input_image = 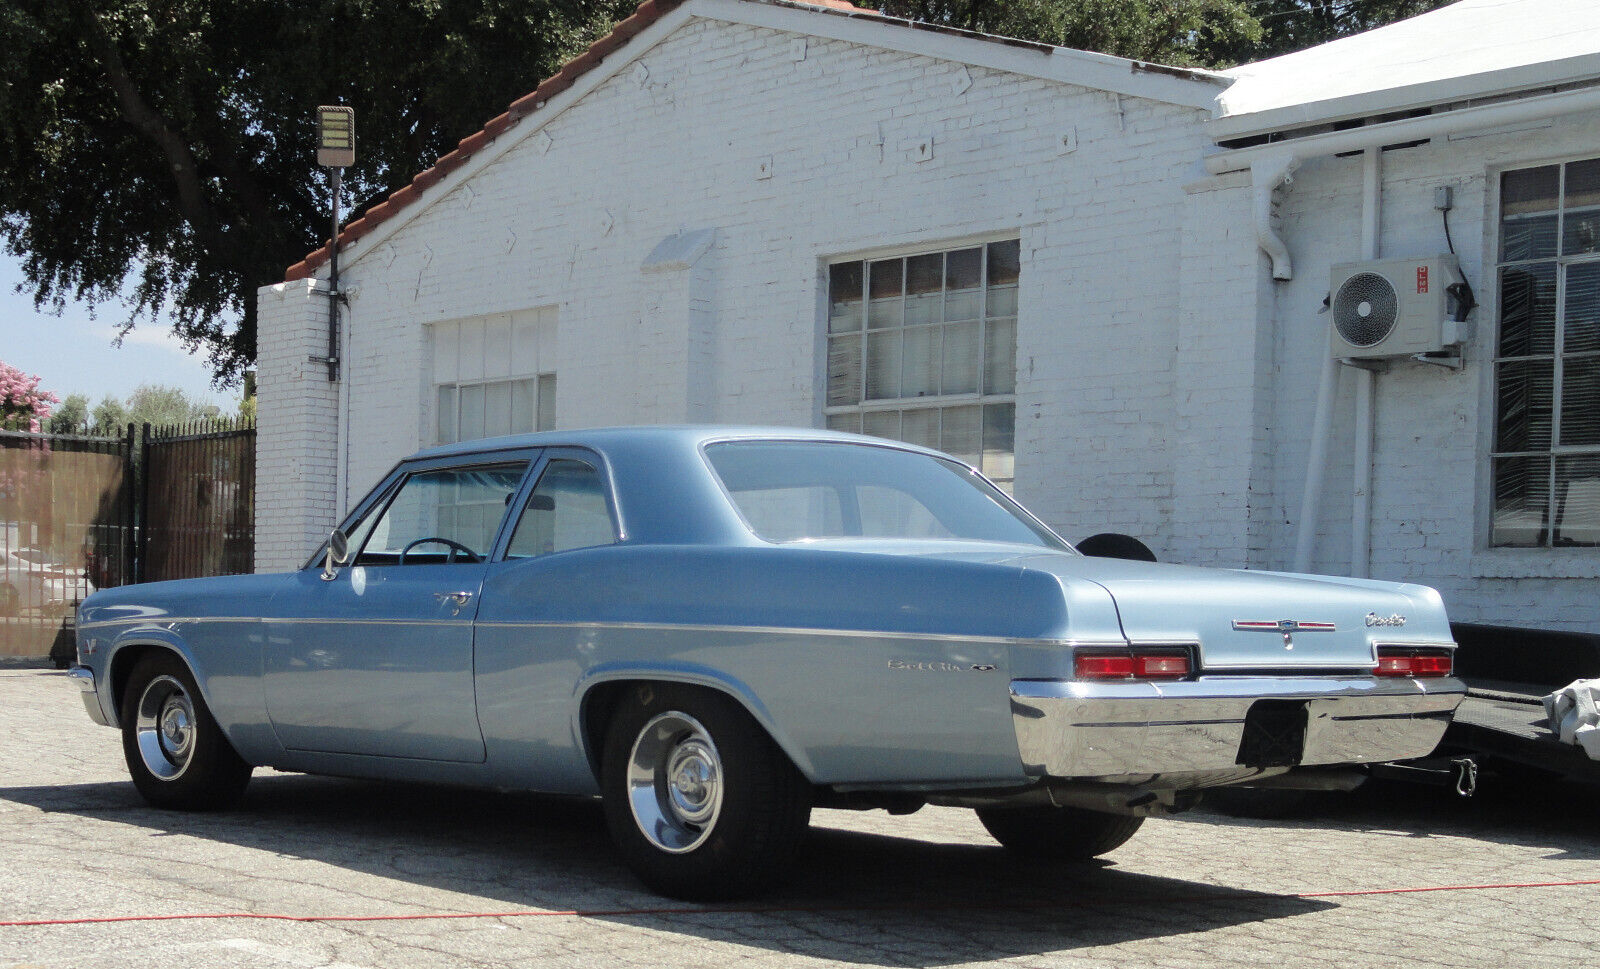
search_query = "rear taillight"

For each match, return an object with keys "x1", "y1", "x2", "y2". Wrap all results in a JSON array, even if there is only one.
[
  {"x1": 1374, "y1": 646, "x2": 1453, "y2": 678},
  {"x1": 1075, "y1": 648, "x2": 1192, "y2": 681}
]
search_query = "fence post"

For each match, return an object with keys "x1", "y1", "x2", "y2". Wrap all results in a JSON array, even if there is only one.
[
  {"x1": 122, "y1": 422, "x2": 136, "y2": 586},
  {"x1": 137, "y1": 423, "x2": 151, "y2": 584}
]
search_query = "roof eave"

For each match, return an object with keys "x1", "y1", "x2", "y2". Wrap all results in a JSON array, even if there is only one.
[{"x1": 1212, "y1": 51, "x2": 1600, "y2": 142}]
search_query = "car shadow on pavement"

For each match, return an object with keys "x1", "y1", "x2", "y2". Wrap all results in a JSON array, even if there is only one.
[
  {"x1": 3, "y1": 772, "x2": 1330, "y2": 964},
  {"x1": 1187, "y1": 771, "x2": 1600, "y2": 861}
]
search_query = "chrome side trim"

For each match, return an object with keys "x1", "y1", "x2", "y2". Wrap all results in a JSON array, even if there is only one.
[
  {"x1": 80, "y1": 616, "x2": 476, "y2": 631},
  {"x1": 81, "y1": 616, "x2": 1110, "y2": 647},
  {"x1": 475, "y1": 619, "x2": 1098, "y2": 648},
  {"x1": 1010, "y1": 675, "x2": 1465, "y2": 784}
]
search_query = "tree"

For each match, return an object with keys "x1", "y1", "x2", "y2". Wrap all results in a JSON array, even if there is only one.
[
  {"x1": 0, "y1": 360, "x2": 57, "y2": 432},
  {"x1": 46, "y1": 392, "x2": 88, "y2": 433},
  {"x1": 123, "y1": 384, "x2": 213, "y2": 426},
  {"x1": 876, "y1": 0, "x2": 1262, "y2": 67},
  {"x1": 1, "y1": 0, "x2": 1452, "y2": 394},
  {"x1": 91, "y1": 395, "x2": 126, "y2": 433},
  {"x1": 1202, "y1": 0, "x2": 1455, "y2": 64},
  {"x1": 0, "y1": 0, "x2": 636, "y2": 386}
]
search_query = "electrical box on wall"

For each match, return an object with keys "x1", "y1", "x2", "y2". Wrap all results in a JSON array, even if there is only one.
[{"x1": 1329, "y1": 255, "x2": 1472, "y2": 360}]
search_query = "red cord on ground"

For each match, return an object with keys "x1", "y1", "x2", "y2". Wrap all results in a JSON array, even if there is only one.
[{"x1": 3, "y1": 878, "x2": 1599, "y2": 928}]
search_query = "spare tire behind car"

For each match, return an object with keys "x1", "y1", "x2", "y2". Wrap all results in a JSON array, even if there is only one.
[{"x1": 1075, "y1": 533, "x2": 1157, "y2": 562}]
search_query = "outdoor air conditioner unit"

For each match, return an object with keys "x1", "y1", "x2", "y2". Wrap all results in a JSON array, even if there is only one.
[{"x1": 1329, "y1": 255, "x2": 1472, "y2": 360}]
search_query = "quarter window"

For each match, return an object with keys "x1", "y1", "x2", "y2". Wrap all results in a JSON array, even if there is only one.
[
  {"x1": 824, "y1": 240, "x2": 1019, "y2": 489},
  {"x1": 1492, "y1": 160, "x2": 1600, "y2": 547},
  {"x1": 506, "y1": 459, "x2": 617, "y2": 557}
]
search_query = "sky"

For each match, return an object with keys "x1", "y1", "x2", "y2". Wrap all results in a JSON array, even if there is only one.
[{"x1": 0, "y1": 254, "x2": 238, "y2": 413}]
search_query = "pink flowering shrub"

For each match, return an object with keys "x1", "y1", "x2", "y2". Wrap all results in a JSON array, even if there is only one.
[{"x1": 0, "y1": 361, "x2": 58, "y2": 433}]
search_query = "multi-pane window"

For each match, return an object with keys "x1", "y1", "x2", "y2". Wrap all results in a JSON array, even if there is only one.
[
  {"x1": 431, "y1": 308, "x2": 557, "y2": 445},
  {"x1": 436, "y1": 374, "x2": 556, "y2": 445},
  {"x1": 1492, "y1": 160, "x2": 1600, "y2": 547},
  {"x1": 824, "y1": 240, "x2": 1019, "y2": 488}
]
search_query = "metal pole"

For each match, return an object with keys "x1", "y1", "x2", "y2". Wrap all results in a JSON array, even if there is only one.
[{"x1": 326, "y1": 167, "x2": 341, "y2": 382}]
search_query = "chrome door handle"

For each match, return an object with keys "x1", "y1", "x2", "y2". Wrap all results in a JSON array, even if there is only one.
[{"x1": 432, "y1": 591, "x2": 474, "y2": 614}]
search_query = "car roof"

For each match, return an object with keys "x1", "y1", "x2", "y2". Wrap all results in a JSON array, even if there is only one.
[
  {"x1": 406, "y1": 424, "x2": 947, "y2": 463},
  {"x1": 400, "y1": 425, "x2": 963, "y2": 547}
]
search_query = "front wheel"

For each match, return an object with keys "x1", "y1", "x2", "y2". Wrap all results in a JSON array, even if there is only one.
[
  {"x1": 601, "y1": 684, "x2": 810, "y2": 900},
  {"x1": 976, "y1": 805, "x2": 1145, "y2": 860},
  {"x1": 120, "y1": 653, "x2": 252, "y2": 810}
]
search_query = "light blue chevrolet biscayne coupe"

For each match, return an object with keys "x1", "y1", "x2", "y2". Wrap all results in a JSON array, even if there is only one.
[{"x1": 70, "y1": 426, "x2": 1464, "y2": 898}]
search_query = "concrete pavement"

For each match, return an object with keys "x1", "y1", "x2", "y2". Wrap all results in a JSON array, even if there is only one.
[{"x1": 3, "y1": 668, "x2": 1598, "y2": 968}]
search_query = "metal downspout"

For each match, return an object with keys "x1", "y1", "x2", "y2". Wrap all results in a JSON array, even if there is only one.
[
  {"x1": 1252, "y1": 153, "x2": 1299, "y2": 281},
  {"x1": 1292, "y1": 332, "x2": 1338, "y2": 573},
  {"x1": 1350, "y1": 147, "x2": 1382, "y2": 579}
]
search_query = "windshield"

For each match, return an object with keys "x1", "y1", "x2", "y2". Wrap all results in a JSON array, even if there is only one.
[{"x1": 704, "y1": 441, "x2": 1068, "y2": 549}]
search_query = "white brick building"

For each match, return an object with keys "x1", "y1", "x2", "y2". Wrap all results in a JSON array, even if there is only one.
[{"x1": 258, "y1": 0, "x2": 1600, "y2": 631}]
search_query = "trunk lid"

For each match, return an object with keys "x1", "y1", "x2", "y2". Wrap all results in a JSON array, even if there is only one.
[{"x1": 1012, "y1": 554, "x2": 1447, "y2": 670}]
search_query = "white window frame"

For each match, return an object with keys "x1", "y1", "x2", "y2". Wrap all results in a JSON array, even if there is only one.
[
  {"x1": 435, "y1": 373, "x2": 556, "y2": 446},
  {"x1": 1489, "y1": 157, "x2": 1600, "y2": 551},
  {"x1": 822, "y1": 237, "x2": 1019, "y2": 488}
]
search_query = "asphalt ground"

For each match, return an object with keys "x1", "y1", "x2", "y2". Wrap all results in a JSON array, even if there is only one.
[{"x1": 3, "y1": 668, "x2": 1599, "y2": 968}]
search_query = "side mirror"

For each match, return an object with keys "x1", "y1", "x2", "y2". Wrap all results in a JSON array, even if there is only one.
[{"x1": 320, "y1": 529, "x2": 351, "y2": 581}]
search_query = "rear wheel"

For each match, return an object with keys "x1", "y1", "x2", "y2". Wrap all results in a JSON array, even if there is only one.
[
  {"x1": 601, "y1": 684, "x2": 810, "y2": 900},
  {"x1": 120, "y1": 652, "x2": 252, "y2": 810},
  {"x1": 976, "y1": 805, "x2": 1145, "y2": 860}
]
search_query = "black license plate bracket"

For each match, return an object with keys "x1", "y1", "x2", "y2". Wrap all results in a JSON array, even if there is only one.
[{"x1": 1236, "y1": 699, "x2": 1309, "y2": 768}]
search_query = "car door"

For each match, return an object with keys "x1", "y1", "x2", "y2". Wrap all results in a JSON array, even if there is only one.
[{"x1": 264, "y1": 455, "x2": 532, "y2": 761}]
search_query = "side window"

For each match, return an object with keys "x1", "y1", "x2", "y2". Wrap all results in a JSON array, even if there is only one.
[
  {"x1": 356, "y1": 462, "x2": 527, "y2": 565},
  {"x1": 506, "y1": 459, "x2": 618, "y2": 558}
]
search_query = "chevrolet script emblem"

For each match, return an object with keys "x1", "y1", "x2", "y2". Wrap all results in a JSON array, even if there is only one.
[{"x1": 1232, "y1": 619, "x2": 1337, "y2": 650}]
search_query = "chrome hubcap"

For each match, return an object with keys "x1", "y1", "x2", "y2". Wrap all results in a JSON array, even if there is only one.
[
  {"x1": 135, "y1": 675, "x2": 196, "y2": 780},
  {"x1": 626, "y1": 711, "x2": 723, "y2": 854}
]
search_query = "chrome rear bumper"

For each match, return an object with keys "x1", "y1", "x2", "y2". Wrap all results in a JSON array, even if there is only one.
[{"x1": 1010, "y1": 675, "x2": 1464, "y2": 786}]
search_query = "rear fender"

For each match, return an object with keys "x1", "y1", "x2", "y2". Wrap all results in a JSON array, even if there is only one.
[{"x1": 574, "y1": 662, "x2": 816, "y2": 783}]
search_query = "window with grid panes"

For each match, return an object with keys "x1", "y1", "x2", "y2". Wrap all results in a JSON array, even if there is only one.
[
  {"x1": 824, "y1": 239, "x2": 1019, "y2": 489},
  {"x1": 1491, "y1": 159, "x2": 1600, "y2": 547},
  {"x1": 436, "y1": 374, "x2": 556, "y2": 445}
]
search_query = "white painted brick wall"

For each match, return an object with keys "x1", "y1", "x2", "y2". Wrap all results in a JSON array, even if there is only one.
[
  {"x1": 257, "y1": 16, "x2": 1213, "y2": 565},
  {"x1": 254, "y1": 10, "x2": 1600, "y2": 631},
  {"x1": 254, "y1": 279, "x2": 341, "y2": 571},
  {"x1": 1265, "y1": 112, "x2": 1600, "y2": 631}
]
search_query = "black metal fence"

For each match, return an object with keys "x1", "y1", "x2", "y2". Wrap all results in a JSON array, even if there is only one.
[
  {"x1": 0, "y1": 420, "x2": 254, "y2": 663},
  {"x1": 142, "y1": 421, "x2": 257, "y2": 583}
]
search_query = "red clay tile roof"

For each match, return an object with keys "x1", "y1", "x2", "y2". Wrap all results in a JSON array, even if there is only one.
[{"x1": 284, "y1": 0, "x2": 874, "y2": 282}]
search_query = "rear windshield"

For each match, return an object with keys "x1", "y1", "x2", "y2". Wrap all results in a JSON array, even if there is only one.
[{"x1": 704, "y1": 441, "x2": 1067, "y2": 548}]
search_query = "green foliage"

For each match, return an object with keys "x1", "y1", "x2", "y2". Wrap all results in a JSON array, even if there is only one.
[
  {"x1": 0, "y1": 0, "x2": 1454, "y2": 394},
  {"x1": 1203, "y1": 0, "x2": 1455, "y2": 64},
  {"x1": 122, "y1": 384, "x2": 216, "y2": 426},
  {"x1": 0, "y1": 0, "x2": 635, "y2": 386},
  {"x1": 877, "y1": 0, "x2": 1262, "y2": 67},
  {"x1": 91, "y1": 394, "x2": 126, "y2": 432},
  {"x1": 875, "y1": 0, "x2": 1453, "y2": 66},
  {"x1": 46, "y1": 392, "x2": 88, "y2": 433}
]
